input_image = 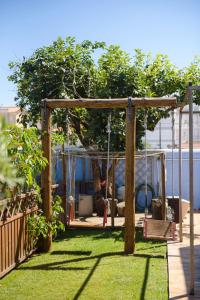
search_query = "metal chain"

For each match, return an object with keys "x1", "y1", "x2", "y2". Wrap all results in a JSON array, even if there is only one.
[{"x1": 144, "y1": 112, "x2": 148, "y2": 216}]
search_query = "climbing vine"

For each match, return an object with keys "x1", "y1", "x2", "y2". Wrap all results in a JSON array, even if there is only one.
[
  {"x1": 0, "y1": 124, "x2": 65, "y2": 241},
  {"x1": 27, "y1": 195, "x2": 65, "y2": 246}
]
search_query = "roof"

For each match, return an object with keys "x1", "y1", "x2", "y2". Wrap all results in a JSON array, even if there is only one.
[{"x1": 0, "y1": 107, "x2": 21, "y2": 113}]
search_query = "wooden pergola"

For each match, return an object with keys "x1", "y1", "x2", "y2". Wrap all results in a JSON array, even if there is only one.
[{"x1": 41, "y1": 96, "x2": 177, "y2": 254}]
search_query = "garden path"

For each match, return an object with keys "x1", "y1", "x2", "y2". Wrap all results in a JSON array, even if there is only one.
[{"x1": 168, "y1": 213, "x2": 200, "y2": 300}]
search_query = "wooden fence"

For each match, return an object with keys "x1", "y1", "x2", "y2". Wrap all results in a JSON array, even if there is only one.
[{"x1": 0, "y1": 192, "x2": 38, "y2": 278}]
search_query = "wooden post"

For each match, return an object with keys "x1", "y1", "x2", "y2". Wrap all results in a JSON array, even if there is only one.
[
  {"x1": 179, "y1": 109, "x2": 183, "y2": 242},
  {"x1": 71, "y1": 156, "x2": 76, "y2": 219},
  {"x1": 111, "y1": 159, "x2": 116, "y2": 228},
  {"x1": 41, "y1": 101, "x2": 52, "y2": 252},
  {"x1": 161, "y1": 153, "x2": 166, "y2": 220},
  {"x1": 41, "y1": 96, "x2": 178, "y2": 255},
  {"x1": 189, "y1": 83, "x2": 195, "y2": 295},
  {"x1": 124, "y1": 98, "x2": 136, "y2": 254},
  {"x1": 62, "y1": 143, "x2": 67, "y2": 224}
]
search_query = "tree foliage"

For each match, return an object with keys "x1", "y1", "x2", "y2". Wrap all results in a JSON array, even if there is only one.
[
  {"x1": 0, "y1": 124, "x2": 65, "y2": 239},
  {"x1": 0, "y1": 119, "x2": 23, "y2": 197},
  {"x1": 9, "y1": 37, "x2": 200, "y2": 150},
  {"x1": 3, "y1": 126, "x2": 47, "y2": 193}
]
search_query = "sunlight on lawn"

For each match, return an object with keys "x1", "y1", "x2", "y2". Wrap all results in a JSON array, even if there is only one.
[{"x1": 0, "y1": 229, "x2": 167, "y2": 300}]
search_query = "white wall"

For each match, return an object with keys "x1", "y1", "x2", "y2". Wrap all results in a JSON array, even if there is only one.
[
  {"x1": 165, "y1": 149, "x2": 200, "y2": 209},
  {"x1": 146, "y1": 106, "x2": 200, "y2": 149}
]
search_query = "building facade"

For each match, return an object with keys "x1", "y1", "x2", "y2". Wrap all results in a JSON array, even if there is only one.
[{"x1": 0, "y1": 107, "x2": 22, "y2": 126}]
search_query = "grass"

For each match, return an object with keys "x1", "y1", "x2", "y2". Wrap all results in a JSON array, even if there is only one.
[{"x1": 0, "y1": 228, "x2": 168, "y2": 300}]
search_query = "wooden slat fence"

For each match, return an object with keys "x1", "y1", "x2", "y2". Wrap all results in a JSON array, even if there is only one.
[{"x1": 0, "y1": 192, "x2": 38, "y2": 278}]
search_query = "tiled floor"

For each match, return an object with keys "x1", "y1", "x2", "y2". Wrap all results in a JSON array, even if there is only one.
[
  {"x1": 168, "y1": 213, "x2": 200, "y2": 300},
  {"x1": 69, "y1": 213, "x2": 144, "y2": 228}
]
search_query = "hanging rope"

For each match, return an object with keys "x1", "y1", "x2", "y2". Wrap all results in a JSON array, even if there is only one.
[
  {"x1": 66, "y1": 111, "x2": 74, "y2": 224},
  {"x1": 171, "y1": 109, "x2": 175, "y2": 199},
  {"x1": 103, "y1": 112, "x2": 112, "y2": 228},
  {"x1": 66, "y1": 112, "x2": 72, "y2": 195},
  {"x1": 105, "y1": 112, "x2": 111, "y2": 199},
  {"x1": 144, "y1": 112, "x2": 148, "y2": 216},
  {"x1": 156, "y1": 156, "x2": 160, "y2": 197}
]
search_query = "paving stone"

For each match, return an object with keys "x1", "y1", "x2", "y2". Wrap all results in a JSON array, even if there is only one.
[{"x1": 168, "y1": 213, "x2": 200, "y2": 299}]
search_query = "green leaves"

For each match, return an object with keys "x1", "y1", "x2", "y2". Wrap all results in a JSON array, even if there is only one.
[
  {"x1": 8, "y1": 36, "x2": 200, "y2": 150},
  {"x1": 2, "y1": 126, "x2": 47, "y2": 191},
  {"x1": 0, "y1": 119, "x2": 23, "y2": 197},
  {"x1": 27, "y1": 195, "x2": 65, "y2": 246}
]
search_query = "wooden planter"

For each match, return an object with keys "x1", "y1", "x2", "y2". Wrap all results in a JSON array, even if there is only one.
[
  {"x1": 152, "y1": 198, "x2": 163, "y2": 220},
  {"x1": 167, "y1": 196, "x2": 190, "y2": 223},
  {"x1": 117, "y1": 201, "x2": 125, "y2": 217}
]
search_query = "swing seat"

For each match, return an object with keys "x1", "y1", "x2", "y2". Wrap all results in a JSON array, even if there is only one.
[{"x1": 143, "y1": 218, "x2": 176, "y2": 240}]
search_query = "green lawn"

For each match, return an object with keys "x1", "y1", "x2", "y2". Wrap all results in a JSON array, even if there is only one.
[{"x1": 0, "y1": 229, "x2": 168, "y2": 300}]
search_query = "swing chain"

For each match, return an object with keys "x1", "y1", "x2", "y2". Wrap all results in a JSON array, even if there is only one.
[
  {"x1": 144, "y1": 110, "x2": 148, "y2": 216},
  {"x1": 106, "y1": 112, "x2": 111, "y2": 134},
  {"x1": 105, "y1": 112, "x2": 112, "y2": 199}
]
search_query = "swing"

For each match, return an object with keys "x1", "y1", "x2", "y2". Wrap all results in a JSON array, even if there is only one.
[
  {"x1": 66, "y1": 111, "x2": 75, "y2": 226},
  {"x1": 143, "y1": 110, "x2": 176, "y2": 241},
  {"x1": 102, "y1": 112, "x2": 112, "y2": 227}
]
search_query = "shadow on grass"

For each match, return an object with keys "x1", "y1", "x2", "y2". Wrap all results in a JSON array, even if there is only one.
[
  {"x1": 140, "y1": 257, "x2": 150, "y2": 300},
  {"x1": 55, "y1": 227, "x2": 166, "y2": 244},
  {"x1": 51, "y1": 250, "x2": 92, "y2": 256},
  {"x1": 137, "y1": 243, "x2": 166, "y2": 251},
  {"x1": 18, "y1": 249, "x2": 165, "y2": 300},
  {"x1": 91, "y1": 229, "x2": 124, "y2": 242},
  {"x1": 54, "y1": 228, "x2": 125, "y2": 242},
  {"x1": 18, "y1": 229, "x2": 166, "y2": 299},
  {"x1": 72, "y1": 257, "x2": 101, "y2": 300},
  {"x1": 73, "y1": 252, "x2": 164, "y2": 300},
  {"x1": 18, "y1": 251, "x2": 125, "y2": 271}
]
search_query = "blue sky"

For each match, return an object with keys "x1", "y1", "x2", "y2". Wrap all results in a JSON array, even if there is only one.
[{"x1": 1, "y1": 0, "x2": 199, "y2": 106}]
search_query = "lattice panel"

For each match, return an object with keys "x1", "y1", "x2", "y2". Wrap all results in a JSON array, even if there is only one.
[
  {"x1": 0, "y1": 192, "x2": 38, "y2": 222},
  {"x1": 115, "y1": 158, "x2": 153, "y2": 187},
  {"x1": 136, "y1": 158, "x2": 153, "y2": 186}
]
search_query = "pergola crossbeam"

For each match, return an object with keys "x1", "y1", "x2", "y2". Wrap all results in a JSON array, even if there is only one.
[{"x1": 45, "y1": 97, "x2": 177, "y2": 109}]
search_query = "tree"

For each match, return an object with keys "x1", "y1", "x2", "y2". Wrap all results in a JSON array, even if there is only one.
[
  {"x1": 9, "y1": 37, "x2": 200, "y2": 194},
  {"x1": 9, "y1": 37, "x2": 200, "y2": 148}
]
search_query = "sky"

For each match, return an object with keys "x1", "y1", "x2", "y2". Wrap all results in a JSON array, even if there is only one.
[{"x1": 0, "y1": 0, "x2": 199, "y2": 106}]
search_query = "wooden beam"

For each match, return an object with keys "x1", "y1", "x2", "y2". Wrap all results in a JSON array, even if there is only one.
[
  {"x1": 179, "y1": 109, "x2": 183, "y2": 242},
  {"x1": 111, "y1": 159, "x2": 116, "y2": 228},
  {"x1": 41, "y1": 103, "x2": 52, "y2": 252},
  {"x1": 189, "y1": 83, "x2": 195, "y2": 295},
  {"x1": 45, "y1": 97, "x2": 177, "y2": 109},
  {"x1": 161, "y1": 153, "x2": 166, "y2": 220},
  {"x1": 66, "y1": 150, "x2": 164, "y2": 158},
  {"x1": 124, "y1": 101, "x2": 136, "y2": 254}
]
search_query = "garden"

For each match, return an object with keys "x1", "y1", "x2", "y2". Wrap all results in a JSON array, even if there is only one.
[
  {"x1": 0, "y1": 229, "x2": 167, "y2": 300},
  {"x1": 0, "y1": 37, "x2": 200, "y2": 299}
]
